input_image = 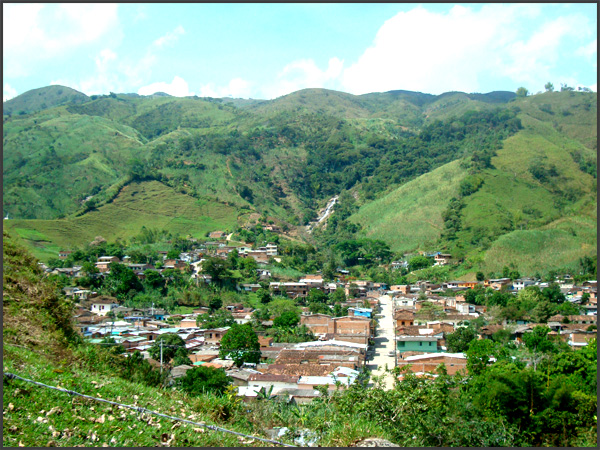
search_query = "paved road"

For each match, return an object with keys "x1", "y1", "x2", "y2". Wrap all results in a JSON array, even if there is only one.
[{"x1": 366, "y1": 294, "x2": 396, "y2": 390}]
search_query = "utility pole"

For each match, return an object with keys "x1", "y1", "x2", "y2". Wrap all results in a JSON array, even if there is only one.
[{"x1": 160, "y1": 339, "x2": 163, "y2": 373}]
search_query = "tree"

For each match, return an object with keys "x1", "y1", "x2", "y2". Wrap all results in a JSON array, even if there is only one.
[
  {"x1": 104, "y1": 262, "x2": 143, "y2": 297},
  {"x1": 202, "y1": 257, "x2": 232, "y2": 287},
  {"x1": 143, "y1": 269, "x2": 164, "y2": 290},
  {"x1": 476, "y1": 271, "x2": 485, "y2": 282},
  {"x1": 166, "y1": 248, "x2": 180, "y2": 260},
  {"x1": 544, "y1": 82, "x2": 554, "y2": 92},
  {"x1": 329, "y1": 287, "x2": 346, "y2": 304},
  {"x1": 178, "y1": 366, "x2": 231, "y2": 396},
  {"x1": 446, "y1": 326, "x2": 477, "y2": 352},
  {"x1": 466, "y1": 339, "x2": 507, "y2": 376},
  {"x1": 541, "y1": 283, "x2": 565, "y2": 303},
  {"x1": 308, "y1": 288, "x2": 327, "y2": 304},
  {"x1": 516, "y1": 87, "x2": 529, "y2": 98},
  {"x1": 148, "y1": 333, "x2": 186, "y2": 364},
  {"x1": 522, "y1": 326, "x2": 555, "y2": 354},
  {"x1": 309, "y1": 302, "x2": 332, "y2": 315},
  {"x1": 273, "y1": 310, "x2": 300, "y2": 328},
  {"x1": 209, "y1": 296, "x2": 222, "y2": 312},
  {"x1": 219, "y1": 323, "x2": 260, "y2": 367},
  {"x1": 409, "y1": 255, "x2": 431, "y2": 271},
  {"x1": 530, "y1": 300, "x2": 555, "y2": 323},
  {"x1": 171, "y1": 347, "x2": 192, "y2": 366},
  {"x1": 257, "y1": 288, "x2": 271, "y2": 304},
  {"x1": 196, "y1": 309, "x2": 235, "y2": 329}
]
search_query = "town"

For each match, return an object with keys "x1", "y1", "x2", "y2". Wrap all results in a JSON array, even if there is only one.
[{"x1": 45, "y1": 230, "x2": 597, "y2": 402}]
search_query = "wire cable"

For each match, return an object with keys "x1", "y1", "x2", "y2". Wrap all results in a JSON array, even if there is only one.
[{"x1": 3, "y1": 372, "x2": 297, "y2": 447}]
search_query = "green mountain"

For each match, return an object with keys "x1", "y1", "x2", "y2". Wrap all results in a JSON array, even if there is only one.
[
  {"x1": 2, "y1": 85, "x2": 596, "y2": 274},
  {"x1": 3, "y1": 85, "x2": 90, "y2": 116},
  {"x1": 351, "y1": 91, "x2": 597, "y2": 276}
]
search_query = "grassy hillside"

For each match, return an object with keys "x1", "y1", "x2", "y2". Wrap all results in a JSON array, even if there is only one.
[
  {"x1": 4, "y1": 181, "x2": 240, "y2": 261},
  {"x1": 3, "y1": 85, "x2": 89, "y2": 116},
  {"x1": 351, "y1": 160, "x2": 467, "y2": 254},
  {"x1": 349, "y1": 91, "x2": 596, "y2": 275}
]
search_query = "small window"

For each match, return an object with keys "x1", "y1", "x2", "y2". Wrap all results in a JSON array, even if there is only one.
[{"x1": 419, "y1": 342, "x2": 422, "y2": 346}]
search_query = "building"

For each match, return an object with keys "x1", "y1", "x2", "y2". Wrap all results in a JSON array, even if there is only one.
[
  {"x1": 397, "y1": 353, "x2": 467, "y2": 376},
  {"x1": 58, "y1": 250, "x2": 73, "y2": 260},
  {"x1": 90, "y1": 297, "x2": 120, "y2": 316},
  {"x1": 270, "y1": 282, "x2": 309, "y2": 299},
  {"x1": 396, "y1": 335, "x2": 441, "y2": 354},
  {"x1": 433, "y1": 253, "x2": 452, "y2": 266},
  {"x1": 394, "y1": 309, "x2": 416, "y2": 327}
]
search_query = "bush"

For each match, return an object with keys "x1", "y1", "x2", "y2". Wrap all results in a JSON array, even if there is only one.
[{"x1": 178, "y1": 366, "x2": 231, "y2": 396}]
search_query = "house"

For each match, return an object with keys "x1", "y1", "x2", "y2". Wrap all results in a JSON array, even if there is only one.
[
  {"x1": 394, "y1": 309, "x2": 416, "y2": 327},
  {"x1": 168, "y1": 365, "x2": 194, "y2": 383},
  {"x1": 443, "y1": 281, "x2": 462, "y2": 290},
  {"x1": 433, "y1": 253, "x2": 452, "y2": 266},
  {"x1": 204, "y1": 327, "x2": 231, "y2": 346},
  {"x1": 397, "y1": 352, "x2": 467, "y2": 376},
  {"x1": 274, "y1": 347, "x2": 365, "y2": 369},
  {"x1": 178, "y1": 317, "x2": 198, "y2": 328},
  {"x1": 458, "y1": 281, "x2": 478, "y2": 289},
  {"x1": 566, "y1": 331, "x2": 596, "y2": 348},
  {"x1": 486, "y1": 278, "x2": 513, "y2": 290},
  {"x1": 512, "y1": 278, "x2": 536, "y2": 291},
  {"x1": 477, "y1": 325, "x2": 506, "y2": 340},
  {"x1": 247, "y1": 250, "x2": 270, "y2": 264},
  {"x1": 239, "y1": 283, "x2": 261, "y2": 293},
  {"x1": 396, "y1": 335, "x2": 441, "y2": 354},
  {"x1": 58, "y1": 250, "x2": 73, "y2": 260},
  {"x1": 391, "y1": 261, "x2": 408, "y2": 270},
  {"x1": 163, "y1": 259, "x2": 188, "y2": 272},
  {"x1": 299, "y1": 274, "x2": 324, "y2": 287},
  {"x1": 247, "y1": 373, "x2": 300, "y2": 391},
  {"x1": 300, "y1": 315, "x2": 373, "y2": 341},
  {"x1": 390, "y1": 285, "x2": 411, "y2": 295},
  {"x1": 90, "y1": 296, "x2": 120, "y2": 316},
  {"x1": 259, "y1": 243, "x2": 278, "y2": 257},
  {"x1": 270, "y1": 282, "x2": 309, "y2": 299}
]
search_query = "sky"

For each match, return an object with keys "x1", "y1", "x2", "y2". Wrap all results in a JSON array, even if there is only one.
[{"x1": 3, "y1": 3, "x2": 597, "y2": 102}]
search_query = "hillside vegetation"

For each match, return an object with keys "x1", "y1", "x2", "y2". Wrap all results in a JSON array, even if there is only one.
[
  {"x1": 2, "y1": 86, "x2": 596, "y2": 275},
  {"x1": 4, "y1": 181, "x2": 241, "y2": 261},
  {"x1": 3, "y1": 85, "x2": 89, "y2": 116},
  {"x1": 349, "y1": 91, "x2": 596, "y2": 277}
]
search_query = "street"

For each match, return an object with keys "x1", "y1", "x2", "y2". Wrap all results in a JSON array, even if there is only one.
[{"x1": 366, "y1": 294, "x2": 396, "y2": 390}]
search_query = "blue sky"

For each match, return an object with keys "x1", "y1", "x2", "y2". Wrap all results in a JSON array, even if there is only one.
[{"x1": 3, "y1": 3, "x2": 597, "y2": 101}]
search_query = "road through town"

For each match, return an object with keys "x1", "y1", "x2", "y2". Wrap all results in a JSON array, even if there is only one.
[{"x1": 366, "y1": 294, "x2": 396, "y2": 390}]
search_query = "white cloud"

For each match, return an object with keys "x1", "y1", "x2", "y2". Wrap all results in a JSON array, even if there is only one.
[
  {"x1": 340, "y1": 4, "x2": 593, "y2": 95},
  {"x1": 3, "y1": 3, "x2": 120, "y2": 77},
  {"x1": 263, "y1": 57, "x2": 344, "y2": 99},
  {"x1": 199, "y1": 78, "x2": 252, "y2": 98},
  {"x1": 153, "y1": 25, "x2": 185, "y2": 48},
  {"x1": 3, "y1": 83, "x2": 18, "y2": 102},
  {"x1": 576, "y1": 39, "x2": 597, "y2": 61},
  {"x1": 138, "y1": 76, "x2": 194, "y2": 97},
  {"x1": 96, "y1": 49, "x2": 117, "y2": 71}
]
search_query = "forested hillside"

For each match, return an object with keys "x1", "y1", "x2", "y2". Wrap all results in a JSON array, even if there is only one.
[{"x1": 3, "y1": 86, "x2": 596, "y2": 277}]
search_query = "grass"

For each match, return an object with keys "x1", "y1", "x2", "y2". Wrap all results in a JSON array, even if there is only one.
[
  {"x1": 351, "y1": 159, "x2": 467, "y2": 254},
  {"x1": 4, "y1": 181, "x2": 240, "y2": 261},
  {"x1": 2, "y1": 345, "x2": 281, "y2": 447},
  {"x1": 479, "y1": 215, "x2": 597, "y2": 276}
]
